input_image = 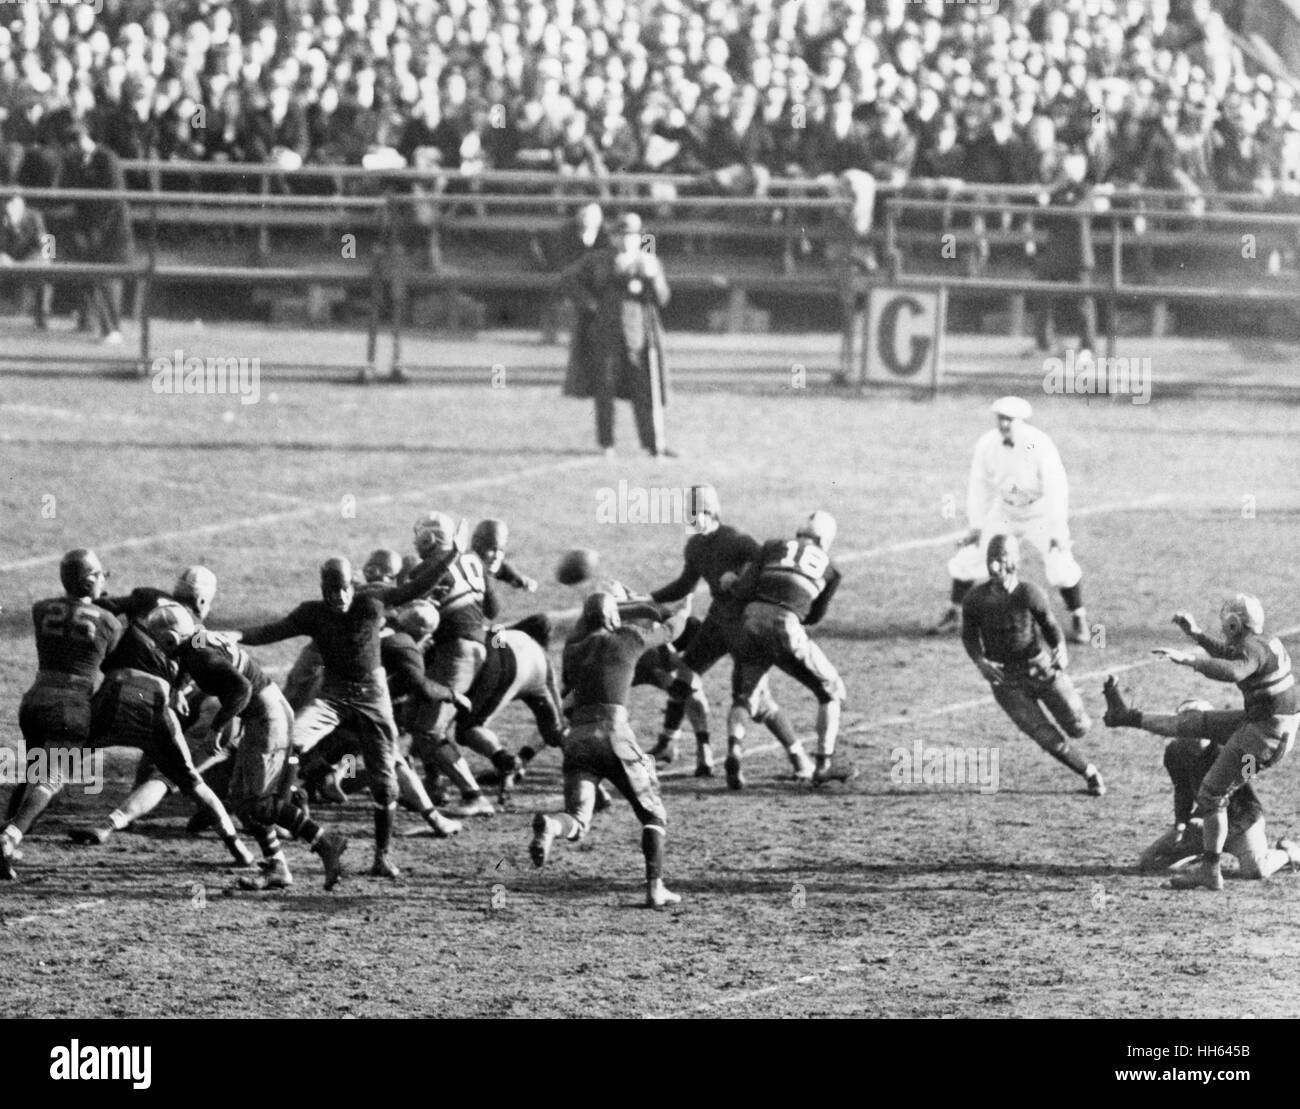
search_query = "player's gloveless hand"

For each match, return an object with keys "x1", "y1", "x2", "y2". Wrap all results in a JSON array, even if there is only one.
[{"x1": 1172, "y1": 612, "x2": 1201, "y2": 637}]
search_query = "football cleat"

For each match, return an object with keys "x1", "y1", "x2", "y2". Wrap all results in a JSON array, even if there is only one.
[
  {"x1": 69, "y1": 827, "x2": 112, "y2": 846},
  {"x1": 791, "y1": 750, "x2": 815, "y2": 781},
  {"x1": 1068, "y1": 613, "x2": 1090, "y2": 645},
  {"x1": 724, "y1": 752, "x2": 745, "y2": 791},
  {"x1": 1169, "y1": 857, "x2": 1224, "y2": 891},
  {"x1": 694, "y1": 742, "x2": 715, "y2": 778},
  {"x1": 1102, "y1": 676, "x2": 1140, "y2": 728},
  {"x1": 812, "y1": 757, "x2": 858, "y2": 786},
  {"x1": 0, "y1": 835, "x2": 17, "y2": 880},
  {"x1": 649, "y1": 737, "x2": 678, "y2": 765},
  {"x1": 424, "y1": 808, "x2": 463, "y2": 838},
  {"x1": 1085, "y1": 767, "x2": 1106, "y2": 797},
  {"x1": 227, "y1": 838, "x2": 256, "y2": 867},
  {"x1": 646, "y1": 881, "x2": 682, "y2": 909},
  {"x1": 369, "y1": 853, "x2": 402, "y2": 880},
  {"x1": 443, "y1": 794, "x2": 495, "y2": 819},
  {"x1": 238, "y1": 856, "x2": 293, "y2": 890},
  {"x1": 529, "y1": 812, "x2": 556, "y2": 868},
  {"x1": 1278, "y1": 838, "x2": 1300, "y2": 870},
  {"x1": 315, "y1": 831, "x2": 348, "y2": 891}
]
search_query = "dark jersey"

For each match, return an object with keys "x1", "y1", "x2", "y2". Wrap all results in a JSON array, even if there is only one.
[
  {"x1": 242, "y1": 595, "x2": 388, "y2": 684},
  {"x1": 381, "y1": 630, "x2": 456, "y2": 707},
  {"x1": 97, "y1": 586, "x2": 173, "y2": 627},
  {"x1": 29, "y1": 596, "x2": 123, "y2": 683},
  {"x1": 736, "y1": 537, "x2": 840, "y2": 624},
  {"x1": 962, "y1": 579, "x2": 1062, "y2": 668},
  {"x1": 652, "y1": 525, "x2": 761, "y2": 614},
  {"x1": 1165, "y1": 736, "x2": 1262, "y2": 828},
  {"x1": 562, "y1": 626, "x2": 648, "y2": 709},
  {"x1": 100, "y1": 622, "x2": 178, "y2": 682},
  {"x1": 175, "y1": 639, "x2": 254, "y2": 731},
  {"x1": 1193, "y1": 631, "x2": 1297, "y2": 721}
]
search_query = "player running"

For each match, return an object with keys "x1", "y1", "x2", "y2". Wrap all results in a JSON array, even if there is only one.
[
  {"x1": 648, "y1": 485, "x2": 812, "y2": 781},
  {"x1": 1, "y1": 550, "x2": 123, "y2": 879},
  {"x1": 727, "y1": 511, "x2": 850, "y2": 789},
  {"x1": 1102, "y1": 594, "x2": 1299, "y2": 890},
  {"x1": 528, "y1": 592, "x2": 681, "y2": 908},
  {"x1": 231, "y1": 550, "x2": 458, "y2": 884},
  {"x1": 933, "y1": 396, "x2": 1090, "y2": 644},
  {"x1": 1105, "y1": 694, "x2": 1300, "y2": 879},
  {"x1": 962, "y1": 534, "x2": 1105, "y2": 797}
]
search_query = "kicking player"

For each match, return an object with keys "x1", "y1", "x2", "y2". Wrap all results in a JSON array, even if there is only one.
[
  {"x1": 962, "y1": 534, "x2": 1105, "y2": 796},
  {"x1": 231, "y1": 551, "x2": 458, "y2": 883},
  {"x1": 1103, "y1": 595, "x2": 1299, "y2": 890},
  {"x1": 1103, "y1": 692, "x2": 1299, "y2": 879},
  {"x1": 1, "y1": 550, "x2": 123, "y2": 879},
  {"x1": 727, "y1": 511, "x2": 850, "y2": 789},
  {"x1": 472, "y1": 518, "x2": 539, "y2": 599},
  {"x1": 649, "y1": 485, "x2": 812, "y2": 781},
  {"x1": 934, "y1": 396, "x2": 1090, "y2": 644},
  {"x1": 529, "y1": 592, "x2": 681, "y2": 908}
]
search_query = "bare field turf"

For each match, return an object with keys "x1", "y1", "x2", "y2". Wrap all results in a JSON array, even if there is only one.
[{"x1": 3, "y1": 348, "x2": 1300, "y2": 1018}]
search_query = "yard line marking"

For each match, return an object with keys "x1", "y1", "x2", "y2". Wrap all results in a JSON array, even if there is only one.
[
  {"x1": 0, "y1": 455, "x2": 603, "y2": 573},
  {"x1": 3, "y1": 899, "x2": 107, "y2": 927},
  {"x1": 835, "y1": 494, "x2": 1174, "y2": 565},
  {"x1": 653, "y1": 959, "x2": 870, "y2": 1018}
]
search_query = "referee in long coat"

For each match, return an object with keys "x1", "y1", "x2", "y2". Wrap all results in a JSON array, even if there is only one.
[{"x1": 562, "y1": 212, "x2": 673, "y2": 458}]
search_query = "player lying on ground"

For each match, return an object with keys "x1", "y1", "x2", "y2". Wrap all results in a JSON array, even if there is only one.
[
  {"x1": 726, "y1": 511, "x2": 851, "y2": 789},
  {"x1": 529, "y1": 591, "x2": 683, "y2": 908},
  {"x1": 229, "y1": 549, "x2": 461, "y2": 885},
  {"x1": 1103, "y1": 691, "x2": 1300, "y2": 878},
  {"x1": 962, "y1": 533, "x2": 1105, "y2": 797},
  {"x1": 1, "y1": 550, "x2": 125, "y2": 879},
  {"x1": 934, "y1": 396, "x2": 1090, "y2": 644},
  {"x1": 648, "y1": 484, "x2": 811, "y2": 780},
  {"x1": 1104, "y1": 594, "x2": 1299, "y2": 891}
]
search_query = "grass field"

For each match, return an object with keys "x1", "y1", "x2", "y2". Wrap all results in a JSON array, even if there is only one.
[{"x1": 3, "y1": 344, "x2": 1300, "y2": 1019}]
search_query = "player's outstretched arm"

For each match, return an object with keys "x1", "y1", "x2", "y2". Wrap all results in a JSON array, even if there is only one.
[
  {"x1": 238, "y1": 614, "x2": 307, "y2": 648},
  {"x1": 378, "y1": 546, "x2": 460, "y2": 608}
]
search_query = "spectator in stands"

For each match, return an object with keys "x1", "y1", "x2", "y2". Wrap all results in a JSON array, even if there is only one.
[
  {"x1": 60, "y1": 121, "x2": 132, "y2": 345},
  {"x1": 1032, "y1": 147, "x2": 1100, "y2": 361},
  {"x1": 0, "y1": 190, "x2": 51, "y2": 328}
]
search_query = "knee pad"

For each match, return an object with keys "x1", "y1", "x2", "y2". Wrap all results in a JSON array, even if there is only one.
[
  {"x1": 1044, "y1": 546, "x2": 1083, "y2": 589},
  {"x1": 1193, "y1": 786, "x2": 1230, "y2": 816}
]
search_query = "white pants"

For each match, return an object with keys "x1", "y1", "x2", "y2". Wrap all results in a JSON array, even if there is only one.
[{"x1": 948, "y1": 506, "x2": 1082, "y2": 588}]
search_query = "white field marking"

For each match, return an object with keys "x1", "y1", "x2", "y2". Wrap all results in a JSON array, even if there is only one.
[
  {"x1": 3, "y1": 898, "x2": 107, "y2": 927},
  {"x1": 0, "y1": 455, "x2": 603, "y2": 573},
  {"x1": 835, "y1": 494, "x2": 1173, "y2": 565},
  {"x1": 653, "y1": 959, "x2": 873, "y2": 1018}
]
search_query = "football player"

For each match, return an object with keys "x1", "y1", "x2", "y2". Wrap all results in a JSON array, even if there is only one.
[
  {"x1": 472, "y1": 518, "x2": 539, "y2": 598},
  {"x1": 300, "y1": 599, "x2": 466, "y2": 839},
  {"x1": 88, "y1": 595, "x2": 256, "y2": 868},
  {"x1": 962, "y1": 534, "x2": 1105, "y2": 796},
  {"x1": 406, "y1": 511, "x2": 496, "y2": 818},
  {"x1": 1104, "y1": 595, "x2": 1299, "y2": 891},
  {"x1": 529, "y1": 592, "x2": 682, "y2": 908},
  {"x1": 934, "y1": 397, "x2": 1090, "y2": 644},
  {"x1": 229, "y1": 550, "x2": 459, "y2": 883},
  {"x1": 1, "y1": 550, "x2": 123, "y2": 879},
  {"x1": 1104, "y1": 693, "x2": 1300, "y2": 879},
  {"x1": 727, "y1": 511, "x2": 851, "y2": 788},
  {"x1": 649, "y1": 485, "x2": 812, "y2": 781}
]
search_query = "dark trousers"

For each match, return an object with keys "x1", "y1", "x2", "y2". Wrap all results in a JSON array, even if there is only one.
[
  {"x1": 594, "y1": 350, "x2": 664, "y2": 453},
  {"x1": 1034, "y1": 267, "x2": 1096, "y2": 352}
]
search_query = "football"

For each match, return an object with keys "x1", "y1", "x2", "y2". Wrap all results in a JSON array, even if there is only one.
[{"x1": 556, "y1": 547, "x2": 599, "y2": 586}]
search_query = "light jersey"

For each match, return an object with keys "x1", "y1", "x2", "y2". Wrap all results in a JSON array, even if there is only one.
[
  {"x1": 750, "y1": 537, "x2": 834, "y2": 622},
  {"x1": 967, "y1": 424, "x2": 1069, "y2": 526}
]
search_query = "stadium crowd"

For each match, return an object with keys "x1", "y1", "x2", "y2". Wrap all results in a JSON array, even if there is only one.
[{"x1": 0, "y1": 0, "x2": 1296, "y2": 200}]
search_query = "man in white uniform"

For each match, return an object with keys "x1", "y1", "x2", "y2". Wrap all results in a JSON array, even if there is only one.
[{"x1": 932, "y1": 396, "x2": 1089, "y2": 643}]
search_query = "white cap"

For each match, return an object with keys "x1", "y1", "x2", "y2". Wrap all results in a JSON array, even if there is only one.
[
  {"x1": 991, "y1": 395, "x2": 1032, "y2": 421},
  {"x1": 173, "y1": 565, "x2": 217, "y2": 608},
  {"x1": 798, "y1": 510, "x2": 838, "y2": 551}
]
